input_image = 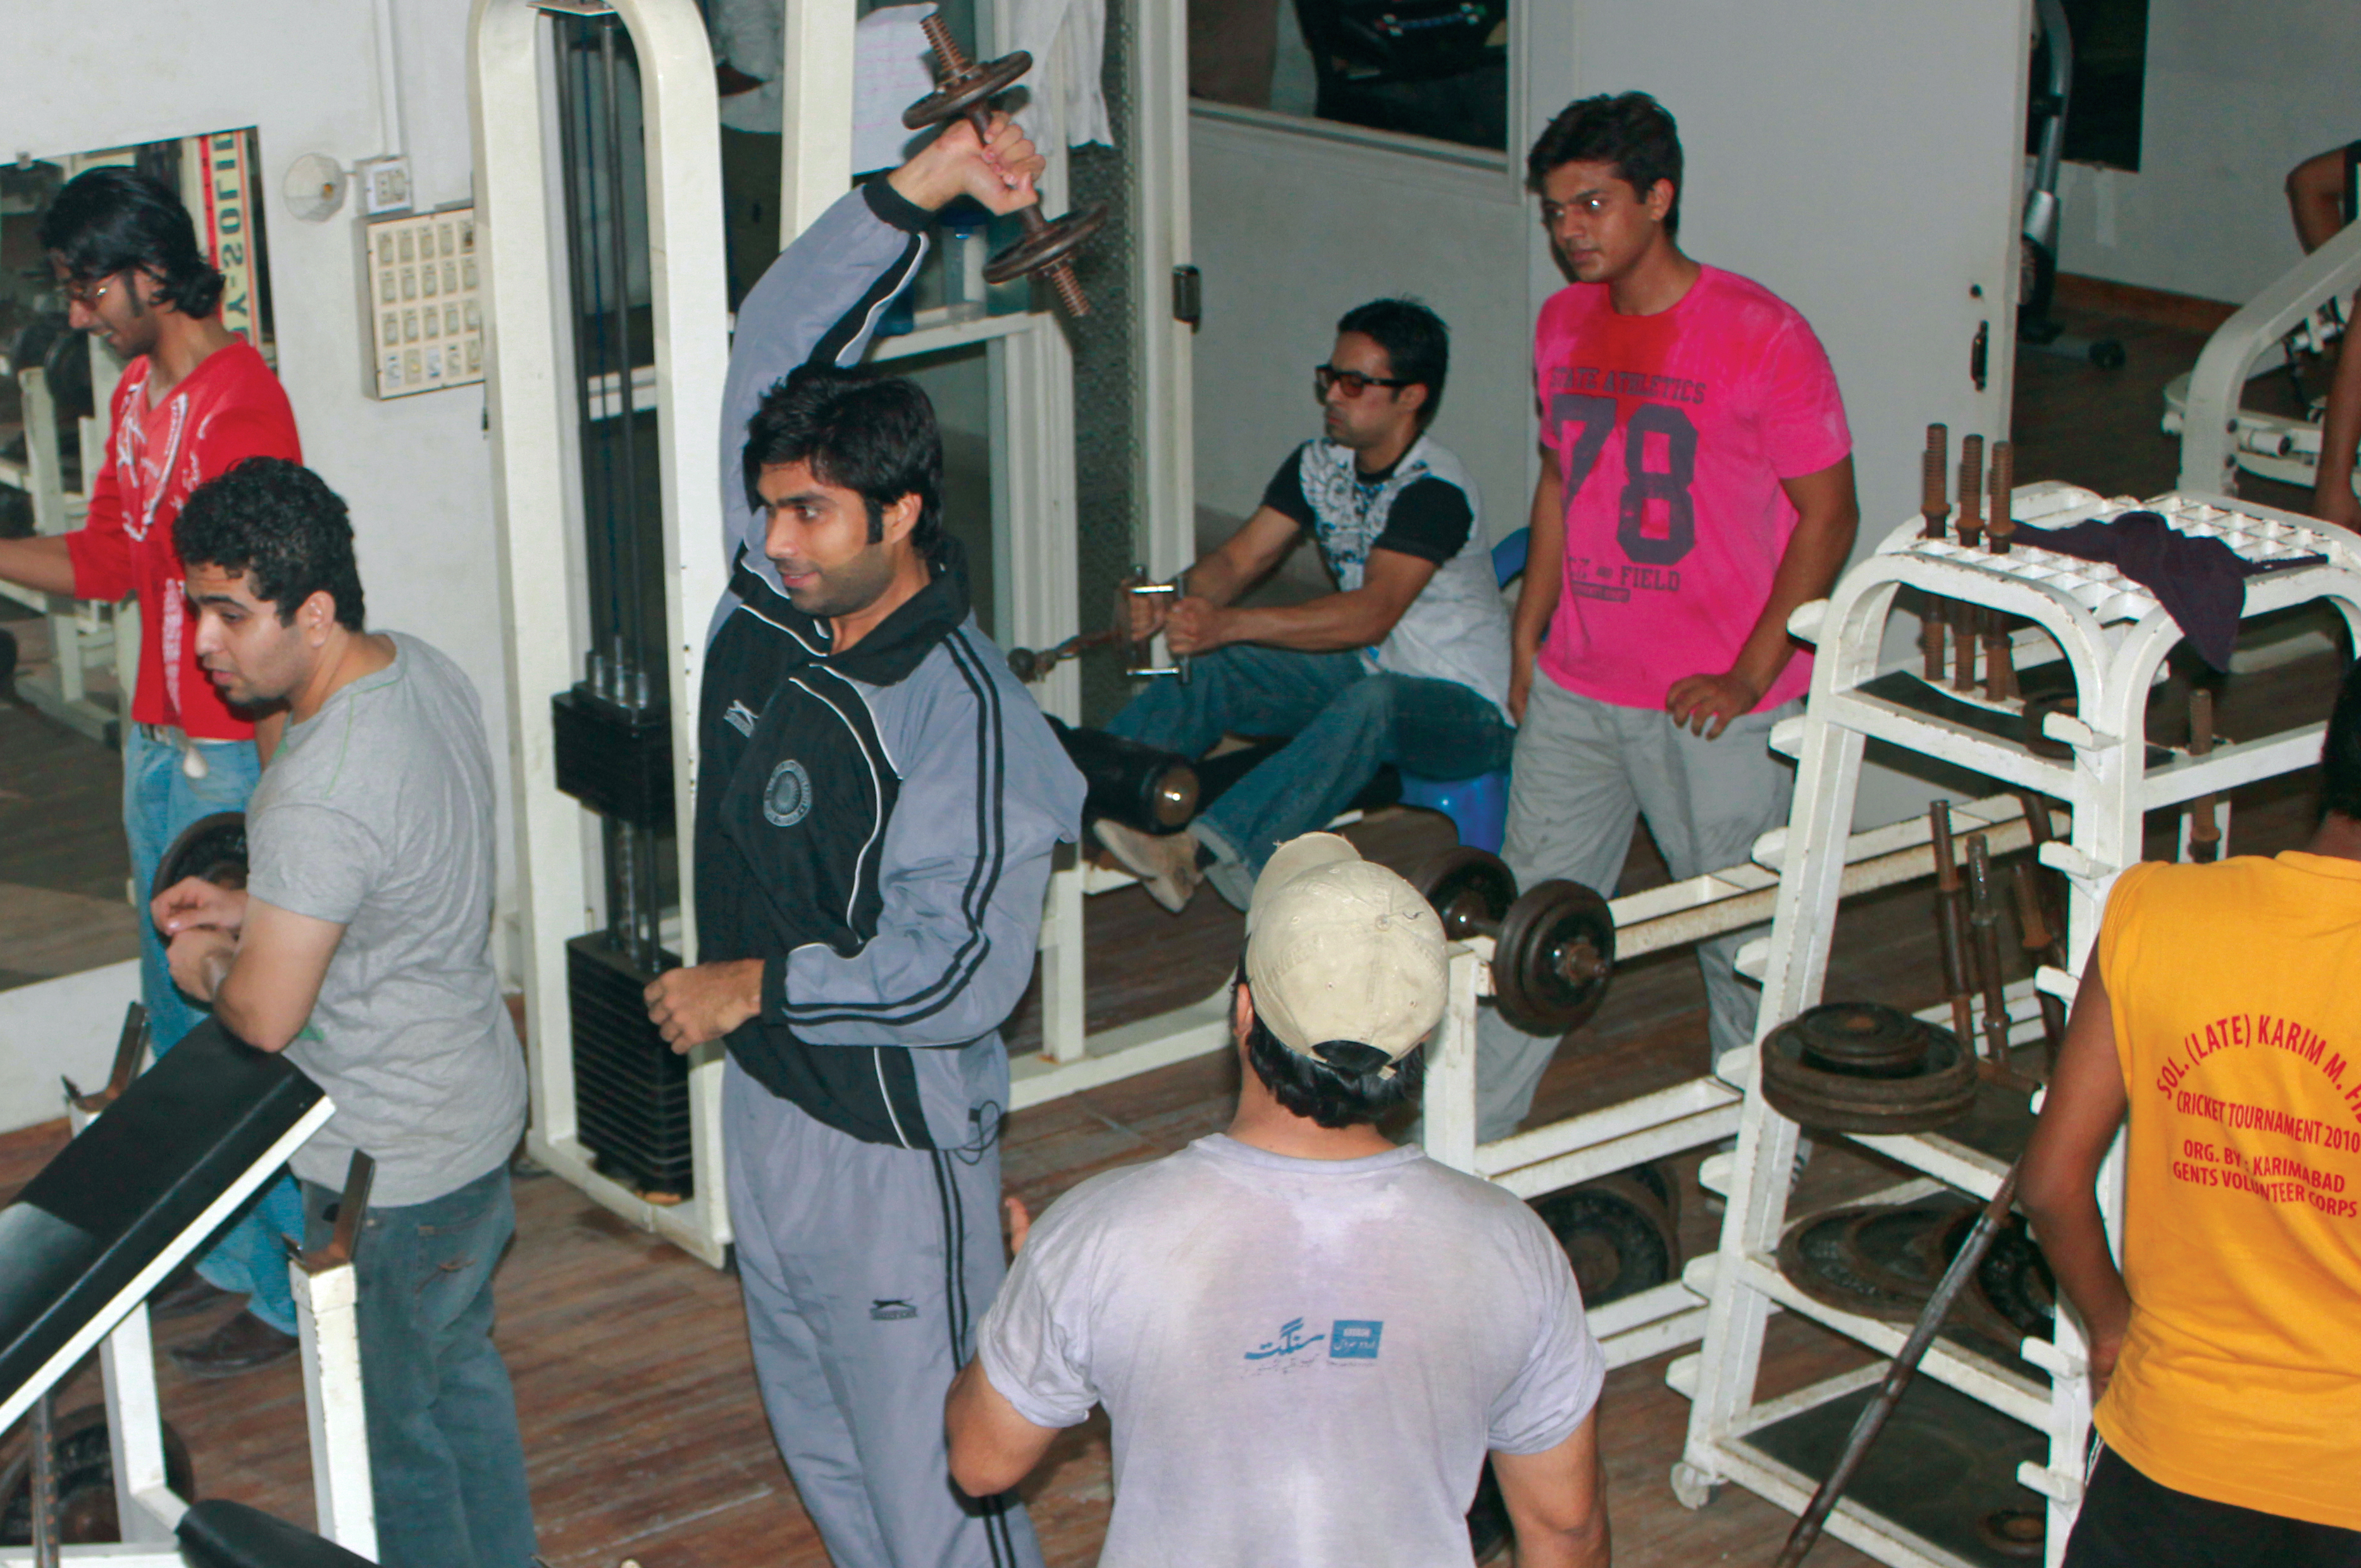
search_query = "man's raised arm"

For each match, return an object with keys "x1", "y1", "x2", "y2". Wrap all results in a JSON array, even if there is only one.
[{"x1": 719, "y1": 117, "x2": 1045, "y2": 570}]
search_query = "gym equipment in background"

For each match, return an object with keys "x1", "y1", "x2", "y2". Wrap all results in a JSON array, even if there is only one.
[{"x1": 2016, "y1": 0, "x2": 2124, "y2": 371}]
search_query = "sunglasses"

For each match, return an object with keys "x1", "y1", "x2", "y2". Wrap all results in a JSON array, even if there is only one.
[
  {"x1": 61, "y1": 273, "x2": 121, "y2": 309},
  {"x1": 1313, "y1": 364, "x2": 1411, "y2": 400}
]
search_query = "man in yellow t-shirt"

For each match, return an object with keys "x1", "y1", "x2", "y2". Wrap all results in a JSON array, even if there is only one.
[{"x1": 2024, "y1": 663, "x2": 2361, "y2": 1567}]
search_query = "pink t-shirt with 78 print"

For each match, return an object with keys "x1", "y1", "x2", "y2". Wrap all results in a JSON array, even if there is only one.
[{"x1": 1533, "y1": 263, "x2": 1852, "y2": 713}]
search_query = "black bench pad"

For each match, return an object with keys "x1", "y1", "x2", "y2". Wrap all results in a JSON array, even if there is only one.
[
  {"x1": 0, "y1": 1018, "x2": 325, "y2": 1402},
  {"x1": 178, "y1": 1499, "x2": 378, "y2": 1568}
]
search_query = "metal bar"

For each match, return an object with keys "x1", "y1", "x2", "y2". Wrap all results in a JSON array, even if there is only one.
[{"x1": 1772, "y1": 1164, "x2": 2022, "y2": 1567}]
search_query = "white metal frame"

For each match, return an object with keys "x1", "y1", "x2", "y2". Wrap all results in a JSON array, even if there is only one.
[
  {"x1": 2166, "y1": 217, "x2": 2361, "y2": 495},
  {"x1": 474, "y1": 0, "x2": 732, "y2": 1265},
  {"x1": 1673, "y1": 484, "x2": 2361, "y2": 1568},
  {"x1": 1, "y1": 1094, "x2": 376, "y2": 1567}
]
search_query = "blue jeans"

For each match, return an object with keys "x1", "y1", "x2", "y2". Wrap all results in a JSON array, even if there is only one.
[
  {"x1": 1106, "y1": 645, "x2": 1515, "y2": 893},
  {"x1": 125, "y1": 724, "x2": 304, "y2": 1333},
  {"x1": 302, "y1": 1167, "x2": 538, "y2": 1568}
]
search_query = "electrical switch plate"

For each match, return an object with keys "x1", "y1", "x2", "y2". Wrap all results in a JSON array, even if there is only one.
[
  {"x1": 357, "y1": 205, "x2": 485, "y2": 400},
  {"x1": 355, "y1": 156, "x2": 413, "y2": 216}
]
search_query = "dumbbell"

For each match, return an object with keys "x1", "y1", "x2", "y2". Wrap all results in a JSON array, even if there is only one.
[
  {"x1": 151, "y1": 811, "x2": 248, "y2": 910},
  {"x1": 903, "y1": 15, "x2": 1108, "y2": 318},
  {"x1": 1413, "y1": 847, "x2": 1615, "y2": 1035}
]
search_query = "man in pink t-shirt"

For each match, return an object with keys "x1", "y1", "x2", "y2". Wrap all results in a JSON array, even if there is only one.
[{"x1": 1478, "y1": 92, "x2": 1859, "y2": 1141}]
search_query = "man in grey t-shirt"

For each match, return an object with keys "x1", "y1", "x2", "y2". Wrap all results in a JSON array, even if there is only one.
[
  {"x1": 151, "y1": 458, "x2": 534, "y2": 1568},
  {"x1": 945, "y1": 834, "x2": 1610, "y2": 1567}
]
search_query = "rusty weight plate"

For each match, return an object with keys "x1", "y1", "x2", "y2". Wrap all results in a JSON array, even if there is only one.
[
  {"x1": 1492, "y1": 879, "x2": 1615, "y2": 1036},
  {"x1": 1761, "y1": 1001, "x2": 1978, "y2": 1135},
  {"x1": 1413, "y1": 846, "x2": 1517, "y2": 940},
  {"x1": 1776, "y1": 1198, "x2": 1974, "y2": 1324},
  {"x1": 1939, "y1": 1206, "x2": 2057, "y2": 1346},
  {"x1": 1529, "y1": 1166, "x2": 1679, "y2": 1308}
]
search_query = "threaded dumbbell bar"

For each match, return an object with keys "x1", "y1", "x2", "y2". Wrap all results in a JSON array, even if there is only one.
[{"x1": 903, "y1": 16, "x2": 1108, "y2": 318}]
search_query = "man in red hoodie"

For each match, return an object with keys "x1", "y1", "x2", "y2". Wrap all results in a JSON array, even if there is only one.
[{"x1": 0, "y1": 166, "x2": 306, "y2": 1376}]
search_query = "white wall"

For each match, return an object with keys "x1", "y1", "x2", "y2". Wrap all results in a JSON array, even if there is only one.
[
  {"x1": 1189, "y1": 109, "x2": 1534, "y2": 540},
  {"x1": 0, "y1": 0, "x2": 518, "y2": 1125},
  {"x1": 0, "y1": 0, "x2": 512, "y2": 891},
  {"x1": 2053, "y1": 0, "x2": 2361, "y2": 305}
]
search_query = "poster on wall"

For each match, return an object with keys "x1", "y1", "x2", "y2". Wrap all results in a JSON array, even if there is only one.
[{"x1": 183, "y1": 130, "x2": 270, "y2": 359}]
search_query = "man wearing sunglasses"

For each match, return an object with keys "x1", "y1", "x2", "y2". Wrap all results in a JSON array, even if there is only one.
[
  {"x1": 0, "y1": 165, "x2": 308, "y2": 1376},
  {"x1": 1478, "y1": 92, "x2": 1858, "y2": 1142},
  {"x1": 1094, "y1": 298, "x2": 1515, "y2": 913}
]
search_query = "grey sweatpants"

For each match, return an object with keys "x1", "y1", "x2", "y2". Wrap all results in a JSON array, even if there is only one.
[
  {"x1": 724, "y1": 1056, "x2": 1044, "y2": 1568},
  {"x1": 1476, "y1": 677, "x2": 1800, "y2": 1142}
]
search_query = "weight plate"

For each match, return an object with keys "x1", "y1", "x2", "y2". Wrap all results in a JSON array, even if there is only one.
[
  {"x1": 1492, "y1": 879, "x2": 1614, "y2": 1036},
  {"x1": 901, "y1": 52, "x2": 1032, "y2": 131},
  {"x1": 1940, "y1": 1207, "x2": 2057, "y2": 1343},
  {"x1": 1844, "y1": 1199, "x2": 1969, "y2": 1302},
  {"x1": 1623, "y1": 1158, "x2": 1678, "y2": 1228},
  {"x1": 1760, "y1": 1003, "x2": 1976, "y2": 1134},
  {"x1": 151, "y1": 810, "x2": 248, "y2": 908},
  {"x1": 1413, "y1": 846, "x2": 1517, "y2": 939},
  {"x1": 1776, "y1": 1201, "x2": 1963, "y2": 1324},
  {"x1": 1529, "y1": 1171, "x2": 1677, "y2": 1308},
  {"x1": 1978, "y1": 1507, "x2": 2046, "y2": 1560},
  {"x1": 0, "y1": 1406, "x2": 195, "y2": 1545},
  {"x1": 982, "y1": 204, "x2": 1110, "y2": 285},
  {"x1": 1792, "y1": 1001, "x2": 1926, "y2": 1078}
]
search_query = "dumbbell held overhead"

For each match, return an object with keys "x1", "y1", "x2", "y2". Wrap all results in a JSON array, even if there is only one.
[
  {"x1": 1413, "y1": 847, "x2": 1615, "y2": 1037},
  {"x1": 904, "y1": 15, "x2": 1108, "y2": 318}
]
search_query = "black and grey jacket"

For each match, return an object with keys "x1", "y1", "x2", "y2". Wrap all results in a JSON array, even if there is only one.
[{"x1": 697, "y1": 180, "x2": 1083, "y2": 1151}]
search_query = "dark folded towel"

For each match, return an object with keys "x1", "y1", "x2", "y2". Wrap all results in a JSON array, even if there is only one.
[{"x1": 2011, "y1": 510, "x2": 2325, "y2": 670}]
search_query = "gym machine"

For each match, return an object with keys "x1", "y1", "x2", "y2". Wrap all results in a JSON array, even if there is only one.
[
  {"x1": 2164, "y1": 216, "x2": 2361, "y2": 498},
  {"x1": 0, "y1": 1013, "x2": 376, "y2": 1565}
]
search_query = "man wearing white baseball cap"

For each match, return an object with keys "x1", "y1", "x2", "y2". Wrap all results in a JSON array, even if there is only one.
[{"x1": 944, "y1": 833, "x2": 1612, "y2": 1567}]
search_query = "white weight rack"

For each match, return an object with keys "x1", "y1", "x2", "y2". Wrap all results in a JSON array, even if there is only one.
[
  {"x1": 1403, "y1": 787, "x2": 2050, "y2": 1370},
  {"x1": 1670, "y1": 483, "x2": 2361, "y2": 1568}
]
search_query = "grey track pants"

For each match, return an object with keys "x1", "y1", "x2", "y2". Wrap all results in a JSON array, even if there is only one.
[
  {"x1": 1476, "y1": 677, "x2": 1800, "y2": 1144},
  {"x1": 724, "y1": 1056, "x2": 1044, "y2": 1568}
]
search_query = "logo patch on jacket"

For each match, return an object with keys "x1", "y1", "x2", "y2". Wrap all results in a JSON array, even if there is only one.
[
  {"x1": 870, "y1": 1298, "x2": 919, "y2": 1321},
  {"x1": 764, "y1": 758, "x2": 813, "y2": 827},
  {"x1": 724, "y1": 699, "x2": 759, "y2": 738}
]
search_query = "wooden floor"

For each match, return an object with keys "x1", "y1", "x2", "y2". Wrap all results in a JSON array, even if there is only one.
[{"x1": 1, "y1": 301, "x2": 2351, "y2": 1565}]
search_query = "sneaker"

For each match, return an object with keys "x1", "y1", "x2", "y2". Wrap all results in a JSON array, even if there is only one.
[{"x1": 1093, "y1": 820, "x2": 1204, "y2": 914}]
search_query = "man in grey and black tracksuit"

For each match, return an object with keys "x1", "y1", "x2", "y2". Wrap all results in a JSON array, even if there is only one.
[{"x1": 643, "y1": 116, "x2": 1081, "y2": 1568}]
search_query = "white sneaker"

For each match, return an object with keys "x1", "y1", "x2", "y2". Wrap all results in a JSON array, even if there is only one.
[{"x1": 1093, "y1": 820, "x2": 1204, "y2": 914}]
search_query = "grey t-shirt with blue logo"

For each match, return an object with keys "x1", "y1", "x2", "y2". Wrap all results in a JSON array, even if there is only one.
[{"x1": 976, "y1": 1134, "x2": 1603, "y2": 1567}]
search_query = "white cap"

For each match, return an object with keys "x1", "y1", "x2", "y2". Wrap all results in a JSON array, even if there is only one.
[{"x1": 1244, "y1": 833, "x2": 1447, "y2": 1068}]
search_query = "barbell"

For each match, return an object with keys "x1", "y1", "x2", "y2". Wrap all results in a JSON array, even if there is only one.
[{"x1": 1411, "y1": 846, "x2": 1614, "y2": 1037}]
